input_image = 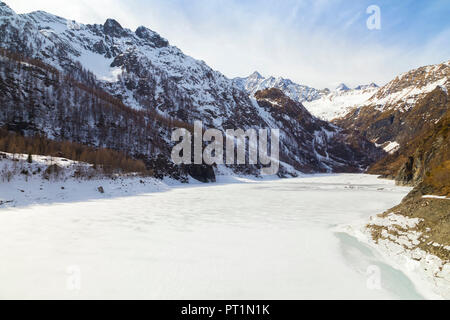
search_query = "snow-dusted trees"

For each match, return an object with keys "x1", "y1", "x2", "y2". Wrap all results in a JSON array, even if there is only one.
[
  {"x1": 0, "y1": 48, "x2": 189, "y2": 162},
  {"x1": 0, "y1": 128, "x2": 148, "y2": 174}
]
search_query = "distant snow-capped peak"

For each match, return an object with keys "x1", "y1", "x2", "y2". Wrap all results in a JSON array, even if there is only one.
[
  {"x1": 248, "y1": 71, "x2": 264, "y2": 80},
  {"x1": 308, "y1": 60, "x2": 449, "y2": 121},
  {"x1": 303, "y1": 83, "x2": 380, "y2": 121},
  {"x1": 355, "y1": 83, "x2": 379, "y2": 91},
  {"x1": 0, "y1": 1, "x2": 14, "y2": 16},
  {"x1": 234, "y1": 71, "x2": 383, "y2": 121},
  {"x1": 233, "y1": 73, "x2": 323, "y2": 103},
  {"x1": 335, "y1": 83, "x2": 350, "y2": 92}
]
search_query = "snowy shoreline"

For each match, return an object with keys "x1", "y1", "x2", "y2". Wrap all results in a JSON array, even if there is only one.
[
  {"x1": 1, "y1": 173, "x2": 418, "y2": 299},
  {"x1": 0, "y1": 152, "x2": 291, "y2": 209},
  {"x1": 0, "y1": 152, "x2": 168, "y2": 209},
  {"x1": 0, "y1": 173, "x2": 293, "y2": 210},
  {"x1": 338, "y1": 218, "x2": 450, "y2": 300}
]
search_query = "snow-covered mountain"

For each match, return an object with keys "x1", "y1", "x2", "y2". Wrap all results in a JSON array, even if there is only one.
[
  {"x1": 235, "y1": 59, "x2": 448, "y2": 156},
  {"x1": 235, "y1": 71, "x2": 380, "y2": 121},
  {"x1": 355, "y1": 83, "x2": 379, "y2": 91},
  {"x1": 336, "y1": 60, "x2": 449, "y2": 153},
  {"x1": 253, "y1": 88, "x2": 382, "y2": 172},
  {"x1": 0, "y1": 1, "x2": 380, "y2": 178},
  {"x1": 335, "y1": 83, "x2": 350, "y2": 92},
  {"x1": 234, "y1": 72, "x2": 326, "y2": 104},
  {"x1": 0, "y1": 2, "x2": 254, "y2": 128},
  {"x1": 303, "y1": 83, "x2": 379, "y2": 121}
]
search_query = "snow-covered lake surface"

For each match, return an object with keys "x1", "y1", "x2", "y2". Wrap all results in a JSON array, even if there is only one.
[{"x1": 0, "y1": 174, "x2": 426, "y2": 300}]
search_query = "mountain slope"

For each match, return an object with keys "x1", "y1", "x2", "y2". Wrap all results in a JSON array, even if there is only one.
[
  {"x1": 359, "y1": 62, "x2": 450, "y2": 281},
  {"x1": 335, "y1": 60, "x2": 449, "y2": 154},
  {"x1": 254, "y1": 88, "x2": 382, "y2": 173},
  {"x1": 234, "y1": 72, "x2": 324, "y2": 104},
  {"x1": 0, "y1": 2, "x2": 378, "y2": 177},
  {"x1": 364, "y1": 110, "x2": 450, "y2": 287},
  {"x1": 369, "y1": 108, "x2": 450, "y2": 197},
  {"x1": 303, "y1": 83, "x2": 379, "y2": 121},
  {"x1": 235, "y1": 71, "x2": 380, "y2": 121},
  {"x1": 0, "y1": 4, "x2": 254, "y2": 128}
]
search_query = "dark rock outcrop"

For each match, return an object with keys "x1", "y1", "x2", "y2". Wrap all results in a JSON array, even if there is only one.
[
  {"x1": 185, "y1": 164, "x2": 216, "y2": 183},
  {"x1": 103, "y1": 18, "x2": 126, "y2": 37},
  {"x1": 135, "y1": 26, "x2": 169, "y2": 48}
]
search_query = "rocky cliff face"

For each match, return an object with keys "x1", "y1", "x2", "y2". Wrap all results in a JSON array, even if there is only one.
[
  {"x1": 335, "y1": 60, "x2": 450, "y2": 197},
  {"x1": 369, "y1": 108, "x2": 450, "y2": 198}
]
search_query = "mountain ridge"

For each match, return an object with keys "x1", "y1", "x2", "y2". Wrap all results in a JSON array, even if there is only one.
[
  {"x1": 0, "y1": 2, "x2": 380, "y2": 178},
  {"x1": 234, "y1": 71, "x2": 381, "y2": 120},
  {"x1": 335, "y1": 60, "x2": 449, "y2": 152}
]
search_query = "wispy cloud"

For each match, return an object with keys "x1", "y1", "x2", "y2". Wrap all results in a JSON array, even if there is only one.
[{"x1": 6, "y1": 0, "x2": 450, "y2": 88}]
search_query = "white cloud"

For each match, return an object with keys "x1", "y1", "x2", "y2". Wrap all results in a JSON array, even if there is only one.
[
  {"x1": 6, "y1": 0, "x2": 450, "y2": 89},
  {"x1": 8, "y1": 0, "x2": 135, "y2": 26}
]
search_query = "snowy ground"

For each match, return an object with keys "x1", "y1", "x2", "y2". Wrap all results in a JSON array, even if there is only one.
[
  {"x1": 0, "y1": 152, "x2": 169, "y2": 208},
  {"x1": 1, "y1": 172, "x2": 439, "y2": 300},
  {"x1": 303, "y1": 88, "x2": 377, "y2": 121},
  {"x1": 341, "y1": 212, "x2": 450, "y2": 300}
]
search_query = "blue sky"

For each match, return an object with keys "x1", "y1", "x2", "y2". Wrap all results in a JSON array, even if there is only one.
[{"x1": 7, "y1": 0, "x2": 450, "y2": 88}]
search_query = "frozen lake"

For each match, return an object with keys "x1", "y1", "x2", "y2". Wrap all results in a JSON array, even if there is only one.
[{"x1": 0, "y1": 174, "x2": 424, "y2": 299}]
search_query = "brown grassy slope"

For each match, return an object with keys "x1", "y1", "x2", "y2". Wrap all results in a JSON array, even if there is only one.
[
  {"x1": 367, "y1": 111, "x2": 450, "y2": 261},
  {"x1": 369, "y1": 108, "x2": 450, "y2": 197},
  {"x1": 337, "y1": 86, "x2": 448, "y2": 147},
  {"x1": 360, "y1": 64, "x2": 450, "y2": 262}
]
